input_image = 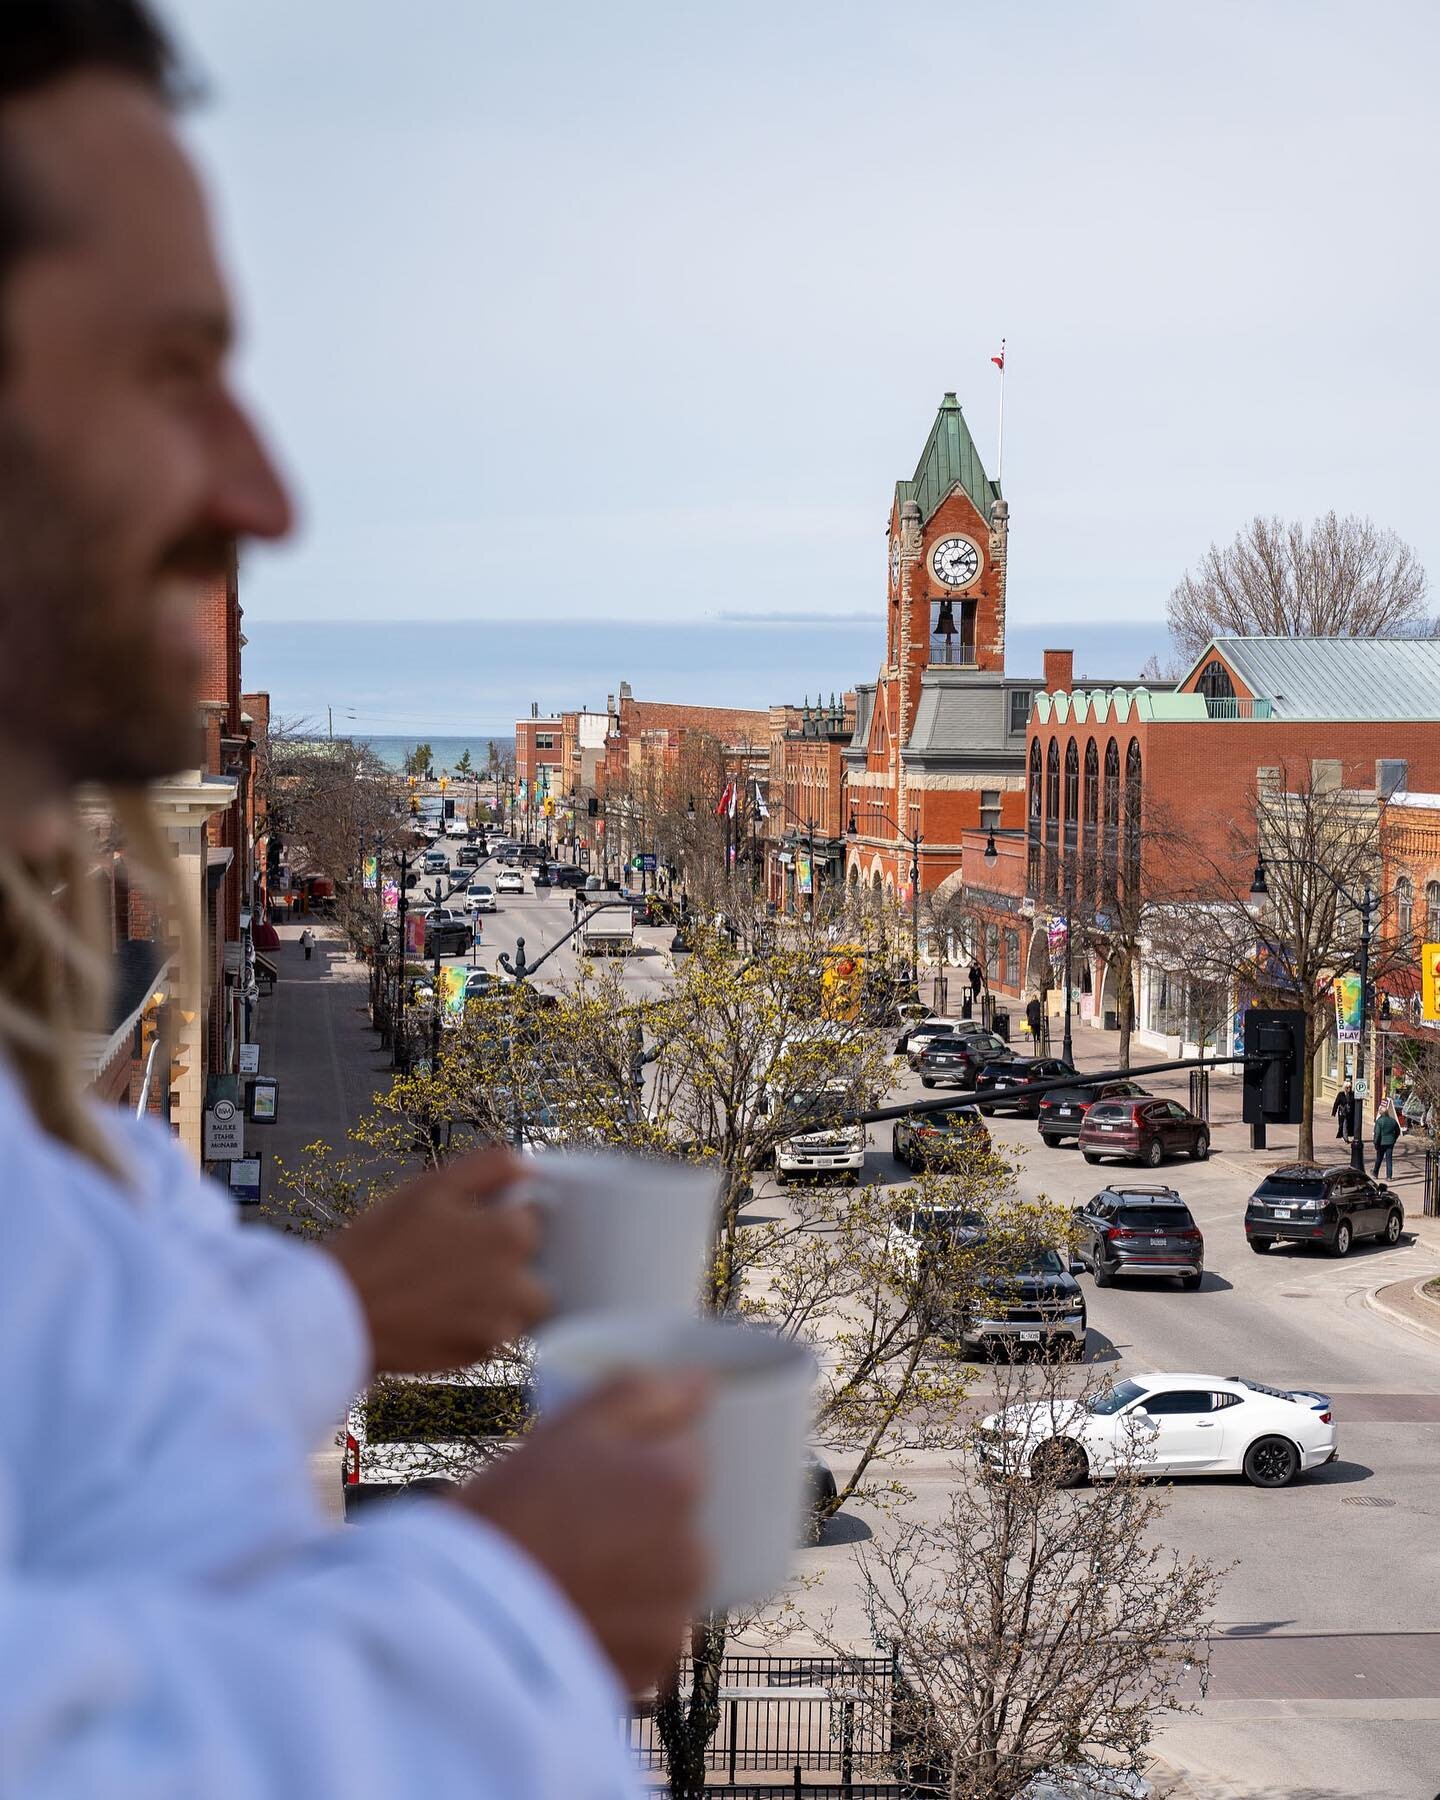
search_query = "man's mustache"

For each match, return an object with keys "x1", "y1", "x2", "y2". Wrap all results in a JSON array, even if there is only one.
[{"x1": 160, "y1": 531, "x2": 236, "y2": 580}]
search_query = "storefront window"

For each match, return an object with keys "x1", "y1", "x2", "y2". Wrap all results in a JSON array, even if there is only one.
[{"x1": 1004, "y1": 928, "x2": 1019, "y2": 987}]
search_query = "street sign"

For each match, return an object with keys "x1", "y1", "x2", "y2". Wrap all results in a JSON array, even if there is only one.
[
  {"x1": 204, "y1": 1098, "x2": 244, "y2": 1160},
  {"x1": 638, "y1": 853, "x2": 657, "y2": 872},
  {"x1": 238, "y1": 1043, "x2": 260, "y2": 1075},
  {"x1": 1353, "y1": 1078, "x2": 1369, "y2": 1099}
]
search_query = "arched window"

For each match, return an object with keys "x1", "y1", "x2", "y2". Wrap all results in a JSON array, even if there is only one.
[
  {"x1": 1044, "y1": 739, "x2": 1060, "y2": 899},
  {"x1": 1196, "y1": 659, "x2": 1235, "y2": 708},
  {"x1": 1083, "y1": 740, "x2": 1099, "y2": 905},
  {"x1": 1102, "y1": 739, "x2": 1120, "y2": 901},
  {"x1": 1396, "y1": 875, "x2": 1414, "y2": 947},
  {"x1": 1427, "y1": 879, "x2": 1440, "y2": 944},
  {"x1": 1123, "y1": 739, "x2": 1142, "y2": 896},
  {"x1": 1026, "y1": 738, "x2": 1042, "y2": 895},
  {"x1": 1064, "y1": 739, "x2": 1080, "y2": 858}
]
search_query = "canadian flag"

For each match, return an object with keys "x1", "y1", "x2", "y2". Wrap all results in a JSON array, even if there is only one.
[
  {"x1": 991, "y1": 340, "x2": 1005, "y2": 372},
  {"x1": 715, "y1": 780, "x2": 736, "y2": 819}
]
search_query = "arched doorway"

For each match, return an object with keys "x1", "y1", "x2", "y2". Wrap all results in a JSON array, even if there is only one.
[{"x1": 1024, "y1": 927, "x2": 1052, "y2": 995}]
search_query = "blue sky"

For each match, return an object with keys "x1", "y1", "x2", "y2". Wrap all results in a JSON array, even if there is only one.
[{"x1": 172, "y1": 0, "x2": 1440, "y2": 642}]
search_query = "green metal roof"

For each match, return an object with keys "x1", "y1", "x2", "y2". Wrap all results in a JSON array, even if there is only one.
[{"x1": 896, "y1": 392, "x2": 1001, "y2": 525}]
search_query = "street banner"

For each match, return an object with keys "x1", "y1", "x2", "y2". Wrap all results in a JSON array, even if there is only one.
[
  {"x1": 362, "y1": 855, "x2": 378, "y2": 889},
  {"x1": 441, "y1": 966, "x2": 467, "y2": 1017},
  {"x1": 406, "y1": 912, "x2": 426, "y2": 956},
  {"x1": 1423, "y1": 943, "x2": 1440, "y2": 1022},
  {"x1": 1045, "y1": 915, "x2": 1068, "y2": 976},
  {"x1": 797, "y1": 852, "x2": 813, "y2": 895},
  {"x1": 382, "y1": 880, "x2": 399, "y2": 912},
  {"x1": 1332, "y1": 971, "x2": 1363, "y2": 1044}
]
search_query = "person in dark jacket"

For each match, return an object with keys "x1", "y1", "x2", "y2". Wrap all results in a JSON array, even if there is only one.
[
  {"x1": 968, "y1": 961, "x2": 983, "y2": 1003},
  {"x1": 1332, "y1": 1078, "x2": 1355, "y2": 1142},
  {"x1": 1025, "y1": 995, "x2": 1043, "y2": 1047}
]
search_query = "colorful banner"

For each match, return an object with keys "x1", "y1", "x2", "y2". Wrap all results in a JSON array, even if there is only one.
[
  {"x1": 1332, "y1": 972, "x2": 1363, "y2": 1045},
  {"x1": 382, "y1": 881, "x2": 399, "y2": 913},
  {"x1": 362, "y1": 855, "x2": 378, "y2": 889},
  {"x1": 441, "y1": 966, "x2": 467, "y2": 1016},
  {"x1": 1423, "y1": 943, "x2": 1440, "y2": 1023},
  {"x1": 406, "y1": 912, "x2": 426, "y2": 957},
  {"x1": 797, "y1": 852, "x2": 813, "y2": 895}
]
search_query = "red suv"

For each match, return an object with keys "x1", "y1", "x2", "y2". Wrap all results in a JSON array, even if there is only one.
[{"x1": 1078, "y1": 1097, "x2": 1210, "y2": 1167}]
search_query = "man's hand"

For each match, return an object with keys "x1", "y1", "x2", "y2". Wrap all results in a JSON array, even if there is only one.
[
  {"x1": 461, "y1": 1375, "x2": 708, "y2": 1692},
  {"x1": 327, "y1": 1150, "x2": 548, "y2": 1375}
]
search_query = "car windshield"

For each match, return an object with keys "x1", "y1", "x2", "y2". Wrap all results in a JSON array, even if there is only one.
[
  {"x1": 1016, "y1": 1248, "x2": 1066, "y2": 1276},
  {"x1": 1256, "y1": 1176, "x2": 1325, "y2": 1198},
  {"x1": 364, "y1": 1381, "x2": 525, "y2": 1444},
  {"x1": 929, "y1": 1110, "x2": 979, "y2": 1132},
  {"x1": 1115, "y1": 1206, "x2": 1193, "y2": 1228},
  {"x1": 928, "y1": 1037, "x2": 972, "y2": 1052},
  {"x1": 1087, "y1": 1378, "x2": 1149, "y2": 1416},
  {"x1": 904, "y1": 1208, "x2": 986, "y2": 1237},
  {"x1": 787, "y1": 1091, "x2": 845, "y2": 1119}
]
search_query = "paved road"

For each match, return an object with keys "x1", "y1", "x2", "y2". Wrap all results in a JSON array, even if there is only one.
[{"x1": 408, "y1": 846, "x2": 1440, "y2": 1794}]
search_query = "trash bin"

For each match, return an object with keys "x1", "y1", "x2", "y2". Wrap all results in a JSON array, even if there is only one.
[
  {"x1": 961, "y1": 995, "x2": 974, "y2": 1019},
  {"x1": 992, "y1": 1008, "x2": 1010, "y2": 1041}
]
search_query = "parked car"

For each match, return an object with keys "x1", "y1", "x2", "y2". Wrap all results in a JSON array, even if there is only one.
[
  {"x1": 1071, "y1": 1185, "x2": 1204, "y2": 1288},
  {"x1": 891, "y1": 1104, "x2": 989, "y2": 1170},
  {"x1": 467, "y1": 881, "x2": 497, "y2": 912},
  {"x1": 462, "y1": 968, "x2": 493, "y2": 1003},
  {"x1": 886, "y1": 1202, "x2": 990, "y2": 1271},
  {"x1": 1037, "y1": 1079, "x2": 1151, "y2": 1147},
  {"x1": 917, "y1": 1030, "x2": 1008, "y2": 1090},
  {"x1": 952, "y1": 1246, "x2": 1089, "y2": 1360},
  {"x1": 1245, "y1": 1162, "x2": 1404, "y2": 1258},
  {"x1": 974, "y1": 1055, "x2": 1077, "y2": 1117},
  {"x1": 775, "y1": 1083, "x2": 866, "y2": 1184},
  {"x1": 551, "y1": 865, "x2": 588, "y2": 889},
  {"x1": 1078, "y1": 1097, "x2": 1209, "y2": 1166},
  {"x1": 342, "y1": 1363, "x2": 527, "y2": 1519},
  {"x1": 424, "y1": 917, "x2": 473, "y2": 957},
  {"x1": 901, "y1": 1015, "x2": 983, "y2": 1064},
  {"x1": 495, "y1": 869, "x2": 525, "y2": 895},
  {"x1": 976, "y1": 1372, "x2": 1337, "y2": 1489}
]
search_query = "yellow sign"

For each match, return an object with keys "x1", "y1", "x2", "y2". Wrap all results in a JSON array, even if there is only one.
[{"x1": 1423, "y1": 942, "x2": 1440, "y2": 1022}]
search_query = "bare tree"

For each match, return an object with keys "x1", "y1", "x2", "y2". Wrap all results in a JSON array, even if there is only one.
[
  {"x1": 1168, "y1": 512, "x2": 1431, "y2": 666},
  {"x1": 264, "y1": 730, "x2": 400, "y2": 948},
  {"x1": 826, "y1": 1356, "x2": 1222, "y2": 1800}
]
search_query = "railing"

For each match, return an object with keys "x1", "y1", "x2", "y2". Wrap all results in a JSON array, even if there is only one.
[
  {"x1": 1203, "y1": 695, "x2": 1273, "y2": 719},
  {"x1": 629, "y1": 1654, "x2": 895, "y2": 1776}
]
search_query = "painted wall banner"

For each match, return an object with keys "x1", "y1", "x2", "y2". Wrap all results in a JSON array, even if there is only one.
[
  {"x1": 363, "y1": 855, "x2": 379, "y2": 889},
  {"x1": 1333, "y1": 971, "x2": 1364, "y2": 1044},
  {"x1": 797, "y1": 852, "x2": 813, "y2": 895},
  {"x1": 1423, "y1": 944, "x2": 1440, "y2": 1023}
]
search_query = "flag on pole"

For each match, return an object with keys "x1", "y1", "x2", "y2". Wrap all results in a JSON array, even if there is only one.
[
  {"x1": 727, "y1": 781, "x2": 738, "y2": 820},
  {"x1": 753, "y1": 780, "x2": 770, "y2": 821},
  {"x1": 991, "y1": 340, "x2": 1005, "y2": 371},
  {"x1": 715, "y1": 780, "x2": 735, "y2": 819}
]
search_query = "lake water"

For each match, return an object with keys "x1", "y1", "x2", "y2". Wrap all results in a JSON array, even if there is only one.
[{"x1": 243, "y1": 615, "x2": 1169, "y2": 742}]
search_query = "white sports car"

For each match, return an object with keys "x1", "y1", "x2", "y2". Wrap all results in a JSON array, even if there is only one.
[
  {"x1": 494, "y1": 870, "x2": 525, "y2": 895},
  {"x1": 978, "y1": 1372, "x2": 1336, "y2": 1489}
]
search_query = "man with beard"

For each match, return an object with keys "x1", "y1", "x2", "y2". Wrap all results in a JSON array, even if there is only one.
[{"x1": 0, "y1": 5, "x2": 705, "y2": 1795}]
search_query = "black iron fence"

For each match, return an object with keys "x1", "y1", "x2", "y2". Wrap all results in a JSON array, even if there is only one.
[{"x1": 629, "y1": 1654, "x2": 896, "y2": 1780}]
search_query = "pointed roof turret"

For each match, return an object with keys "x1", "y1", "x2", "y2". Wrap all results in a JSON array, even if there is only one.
[{"x1": 895, "y1": 392, "x2": 1001, "y2": 525}]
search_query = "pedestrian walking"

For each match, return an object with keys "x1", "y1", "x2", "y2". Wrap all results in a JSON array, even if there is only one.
[
  {"x1": 1331, "y1": 1077, "x2": 1355, "y2": 1142},
  {"x1": 299, "y1": 926, "x2": 315, "y2": 961},
  {"x1": 1026, "y1": 993, "x2": 1043, "y2": 1049},
  {"x1": 968, "y1": 960, "x2": 983, "y2": 1003},
  {"x1": 1373, "y1": 1098, "x2": 1401, "y2": 1180}
]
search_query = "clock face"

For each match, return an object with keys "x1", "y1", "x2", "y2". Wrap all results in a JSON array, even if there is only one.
[{"x1": 931, "y1": 535, "x2": 982, "y2": 589}]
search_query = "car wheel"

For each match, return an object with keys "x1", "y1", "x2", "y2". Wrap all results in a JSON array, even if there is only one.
[
  {"x1": 921, "y1": 1077, "x2": 935, "y2": 1089},
  {"x1": 1243, "y1": 1435, "x2": 1300, "y2": 1489},
  {"x1": 1331, "y1": 1220, "x2": 1352, "y2": 1258},
  {"x1": 1031, "y1": 1437, "x2": 1088, "y2": 1488},
  {"x1": 1093, "y1": 1259, "x2": 1112, "y2": 1288},
  {"x1": 1384, "y1": 1208, "x2": 1403, "y2": 1246},
  {"x1": 1039, "y1": 1133, "x2": 1059, "y2": 1147},
  {"x1": 1082, "y1": 1152, "x2": 1101, "y2": 1165},
  {"x1": 1180, "y1": 1272, "x2": 1203, "y2": 1291},
  {"x1": 1145, "y1": 1140, "x2": 1164, "y2": 1168},
  {"x1": 1192, "y1": 1133, "x2": 1210, "y2": 1161},
  {"x1": 1249, "y1": 1236, "x2": 1270, "y2": 1254}
]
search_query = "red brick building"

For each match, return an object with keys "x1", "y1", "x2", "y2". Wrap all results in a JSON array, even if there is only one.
[
  {"x1": 765, "y1": 695, "x2": 855, "y2": 914},
  {"x1": 515, "y1": 708, "x2": 564, "y2": 839}
]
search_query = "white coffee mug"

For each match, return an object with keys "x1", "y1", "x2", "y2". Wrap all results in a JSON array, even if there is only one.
[
  {"x1": 522, "y1": 1151, "x2": 720, "y2": 1320},
  {"x1": 534, "y1": 1312, "x2": 817, "y2": 1612}
]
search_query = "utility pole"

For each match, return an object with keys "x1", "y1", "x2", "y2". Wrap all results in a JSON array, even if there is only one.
[
  {"x1": 1352, "y1": 884, "x2": 1375, "y2": 1174},
  {"x1": 395, "y1": 850, "x2": 411, "y2": 1072}
]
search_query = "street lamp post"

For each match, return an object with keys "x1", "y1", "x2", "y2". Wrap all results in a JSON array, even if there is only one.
[
  {"x1": 1250, "y1": 853, "x2": 1375, "y2": 1173},
  {"x1": 847, "y1": 806, "x2": 923, "y2": 985}
]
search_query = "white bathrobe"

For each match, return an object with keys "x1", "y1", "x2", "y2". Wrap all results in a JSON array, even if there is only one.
[{"x1": 0, "y1": 1064, "x2": 636, "y2": 1798}]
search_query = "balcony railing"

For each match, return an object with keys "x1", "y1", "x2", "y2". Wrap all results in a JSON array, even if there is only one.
[{"x1": 1203, "y1": 695, "x2": 1273, "y2": 720}]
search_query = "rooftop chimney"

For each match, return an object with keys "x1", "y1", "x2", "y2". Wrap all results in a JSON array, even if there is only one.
[{"x1": 1042, "y1": 648, "x2": 1074, "y2": 693}]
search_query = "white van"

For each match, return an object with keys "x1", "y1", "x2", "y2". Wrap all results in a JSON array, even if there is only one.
[{"x1": 341, "y1": 1359, "x2": 527, "y2": 1519}]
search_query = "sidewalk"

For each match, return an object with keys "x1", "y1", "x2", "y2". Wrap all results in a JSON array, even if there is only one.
[{"x1": 252, "y1": 920, "x2": 394, "y2": 1218}]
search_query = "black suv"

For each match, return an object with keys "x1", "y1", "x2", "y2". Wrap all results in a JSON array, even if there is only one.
[
  {"x1": 973, "y1": 1055, "x2": 1076, "y2": 1118},
  {"x1": 1036, "y1": 1079, "x2": 1151, "y2": 1147},
  {"x1": 917, "y1": 1031, "x2": 1008, "y2": 1090},
  {"x1": 1071, "y1": 1185, "x2": 1204, "y2": 1288},
  {"x1": 423, "y1": 916, "x2": 474, "y2": 957},
  {"x1": 1245, "y1": 1163, "x2": 1404, "y2": 1258}
]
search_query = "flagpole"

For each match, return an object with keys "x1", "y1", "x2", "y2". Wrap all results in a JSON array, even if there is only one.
[{"x1": 994, "y1": 337, "x2": 1006, "y2": 487}]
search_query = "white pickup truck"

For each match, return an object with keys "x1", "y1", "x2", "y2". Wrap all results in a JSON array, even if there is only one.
[
  {"x1": 774, "y1": 1082, "x2": 866, "y2": 1184},
  {"x1": 580, "y1": 910, "x2": 635, "y2": 956}
]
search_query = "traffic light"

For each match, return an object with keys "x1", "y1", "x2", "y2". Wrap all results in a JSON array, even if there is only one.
[
  {"x1": 409, "y1": 796, "x2": 420, "y2": 816},
  {"x1": 587, "y1": 796, "x2": 599, "y2": 818},
  {"x1": 1242, "y1": 1007, "x2": 1306, "y2": 1125},
  {"x1": 439, "y1": 776, "x2": 448, "y2": 792}
]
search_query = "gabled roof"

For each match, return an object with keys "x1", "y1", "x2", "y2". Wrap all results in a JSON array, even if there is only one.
[
  {"x1": 1181, "y1": 636, "x2": 1440, "y2": 721},
  {"x1": 896, "y1": 393, "x2": 1001, "y2": 526}
]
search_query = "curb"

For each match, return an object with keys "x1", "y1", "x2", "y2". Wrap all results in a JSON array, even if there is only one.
[{"x1": 1363, "y1": 1275, "x2": 1440, "y2": 1346}]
